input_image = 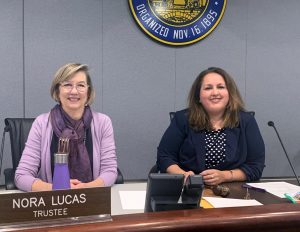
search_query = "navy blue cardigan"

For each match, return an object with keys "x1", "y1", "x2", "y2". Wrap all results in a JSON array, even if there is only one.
[{"x1": 157, "y1": 109, "x2": 265, "y2": 181}]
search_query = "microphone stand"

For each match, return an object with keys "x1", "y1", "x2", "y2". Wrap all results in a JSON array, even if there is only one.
[{"x1": 268, "y1": 121, "x2": 300, "y2": 186}]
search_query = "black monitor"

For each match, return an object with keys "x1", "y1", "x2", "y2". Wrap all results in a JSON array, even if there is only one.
[{"x1": 144, "y1": 173, "x2": 203, "y2": 212}]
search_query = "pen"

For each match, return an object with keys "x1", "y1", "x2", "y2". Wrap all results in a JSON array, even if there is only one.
[{"x1": 242, "y1": 183, "x2": 266, "y2": 193}]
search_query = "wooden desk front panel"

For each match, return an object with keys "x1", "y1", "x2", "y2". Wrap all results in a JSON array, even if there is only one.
[{"x1": 20, "y1": 203, "x2": 300, "y2": 232}]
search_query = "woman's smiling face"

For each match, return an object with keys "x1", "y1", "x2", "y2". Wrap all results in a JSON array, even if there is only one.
[
  {"x1": 58, "y1": 71, "x2": 89, "y2": 119},
  {"x1": 199, "y1": 72, "x2": 229, "y2": 117}
]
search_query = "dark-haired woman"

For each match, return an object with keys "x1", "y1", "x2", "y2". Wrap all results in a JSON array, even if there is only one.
[{"x1": 157, "y1": 67, "x2": 265, "y2": 185}]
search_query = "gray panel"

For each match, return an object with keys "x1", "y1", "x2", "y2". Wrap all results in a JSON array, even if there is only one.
[
  {"x1": 2, "y1": 0, "x2": 300, "y2": 185},
  {"x1": 103, "y1": 0, "x2": 175, "y2": 179},
  {"x1": 0, "y1": 1, "x2": 23, "y2": 185},
  {"x1": 175, "y1": 0, "x2": 248, "y2": 110},
  {"x1": 246, "y1": 0, "x2": 300, "y2": 177},
  {"x1": 24, "y1": 0, "x2": 103, "y2": 116}
]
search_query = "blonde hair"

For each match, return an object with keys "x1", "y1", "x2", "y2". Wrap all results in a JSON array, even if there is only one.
[
  {"x1": 188, "y1": 67, "x2": 245, "y2": 131},
  {"x1": 50, "y1": 63, "x2": 95, "y2": 105}
]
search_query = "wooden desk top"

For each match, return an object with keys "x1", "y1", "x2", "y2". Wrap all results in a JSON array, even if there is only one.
[
  {"x1": 214, "y1": 181, "x2": 291, "y2": 205},
  {"x1": 13, "y1": 181, "x2": 300, "y2": 232}
]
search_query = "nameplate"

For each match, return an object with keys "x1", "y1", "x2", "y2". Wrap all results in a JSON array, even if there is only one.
[{"x1": 0, "y1": 187, "x2": 111, "y2": 224}]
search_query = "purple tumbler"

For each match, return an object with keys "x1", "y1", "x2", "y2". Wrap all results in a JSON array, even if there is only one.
[{"x1": 52, "y1": 153, "x2": 70, "y2": 190}]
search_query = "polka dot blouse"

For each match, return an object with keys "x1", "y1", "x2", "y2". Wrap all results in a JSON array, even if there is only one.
[{"x1": 204, "y1": 128, "x2": 226, "y2": 169}]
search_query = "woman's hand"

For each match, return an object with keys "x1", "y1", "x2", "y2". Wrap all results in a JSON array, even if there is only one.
[
  {"x1": 31, "y1": 179, "x2": 52, "y2": 191},
  {"x1": 70, "y1": 178, "x2": 105, "y2": 189},
  {"x1": 166, "y1": 164, "x2": 196, "y2": 183},
  {"x1": 183, "y1": 170, "x2": 195, "y2": 183},
  {"x1": 200, "y1": 169, "x2": 226, "y2": 185},
  {"x1": 70, "y1": 179, "x2": 84, "y2": 189}
]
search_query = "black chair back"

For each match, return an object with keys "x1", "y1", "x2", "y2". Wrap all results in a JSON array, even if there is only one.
[
  {"x1": 170, "y1": 111, "x2": 254, "y2": 119},
  {"x1": 5, "y1": 118, "x2": 34, "y2": 171},
  {"x1": 116, "y1": 168, "x2": 124, "y2": 184},
  {"x1": 0, "y1": 118, "x2": 34, "y2": 189},
  {"x1": 149, "y1": 112, "x2": 176, "y2": 175},
  {"x1": 169, "y1": 112, "x2": 175, "y2": 121},
  {"x1": 149, "y1": 164, "x2": 158, "y2": 174},
  {"x1": 248, "y1": 111, "x2": 255, "y2": 116}
]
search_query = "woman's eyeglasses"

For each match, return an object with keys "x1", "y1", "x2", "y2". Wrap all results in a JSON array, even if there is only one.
[{"x1": 60, "y1": 82, "x2": 89, "y2": 93}]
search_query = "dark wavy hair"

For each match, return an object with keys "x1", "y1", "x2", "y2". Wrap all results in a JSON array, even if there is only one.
[{"x1": 187, "y1": 67, "x2": 245, "y2": 131}]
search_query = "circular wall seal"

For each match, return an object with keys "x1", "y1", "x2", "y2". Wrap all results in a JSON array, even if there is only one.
[{"x1": 128, "y1": 0, "x2": 227, "y2": 46}]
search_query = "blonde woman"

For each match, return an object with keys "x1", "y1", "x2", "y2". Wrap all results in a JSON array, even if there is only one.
[{"x1": 15, "y1": 63, "x2": 117, "y2": 191}]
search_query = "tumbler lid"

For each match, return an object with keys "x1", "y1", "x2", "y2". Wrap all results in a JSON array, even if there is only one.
[{"x1": 54, "y1": 153, "x2": 69, "y2": 164}]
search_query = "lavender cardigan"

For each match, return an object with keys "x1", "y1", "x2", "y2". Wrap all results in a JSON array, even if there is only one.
[{"x1": 15, "y1": 111, "x2": 117, "y2": 192}]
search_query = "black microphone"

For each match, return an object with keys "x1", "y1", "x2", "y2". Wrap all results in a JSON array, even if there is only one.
[{"x1": 268, "y1": 121, "x2": 300, "y2": 185}]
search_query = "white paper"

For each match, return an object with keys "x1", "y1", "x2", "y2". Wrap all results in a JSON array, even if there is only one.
[
  {"x1": 119, "y1": 191, "x2": 146, "y2": 210},
  {"x1": 246, "y1": 182, "x2": 300, "y2": 198},
  {"x1": 203, "y1": 197, "x2": 262, "y2": 208}
]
